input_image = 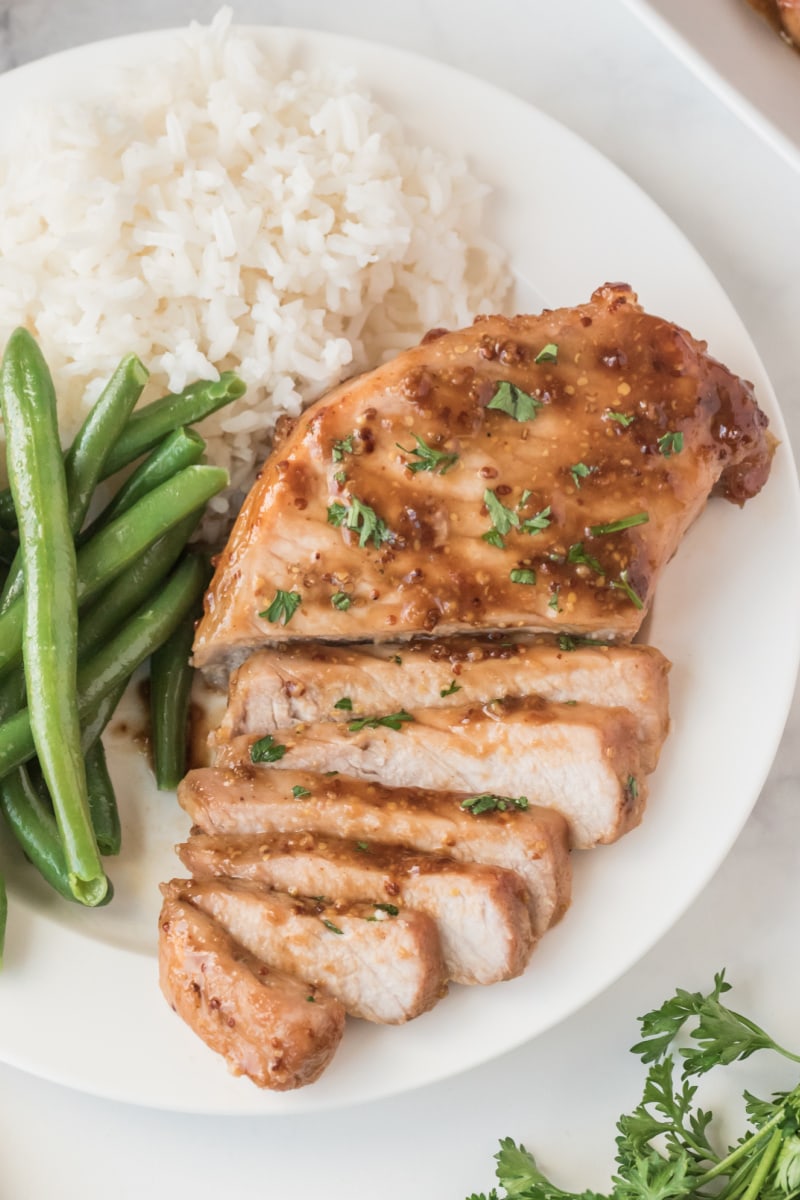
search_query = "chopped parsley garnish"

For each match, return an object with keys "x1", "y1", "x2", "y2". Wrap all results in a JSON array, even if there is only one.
[
  {"x1": 569, "y1": 461, "x2": 596, "y2": 488},
  {"x1": 483, "y1": 491, "x2": 552, "y2": 548},
  {"x1": 440, "y1": 679, "x2": 461, "y2": 697},
  {"x1": 355, "y1": 841, "x2": 369, "y2": 852},
  {"x1": 322, "y1": 919, "x2": 344, "y2": 935},
  {"x1": 396, "y1": 434, "x2": 458, "y2": 475},
  {"x1": 331, "y1": 434, "x2": 354, "y2": 462},
  {"x1": 557, "y1": 634, "x2": 611, "y2": 651},
  {"x1": 590, "y1": 512, "x2": 649, "y2": 536},
  {"x1": 610, "y1": 568, "x2": 644, "y2": 610},
  {"x1": 348, "y1": 710, "x2": 415, "y2": 733},
  {"x1": 510, "y1": 568, "x2": 537, "y2": 585},
  {"x1": 534, "y1": 342, "x2": 558, "y2": 364},
  {"x1": 391, "y1": 655, "x2": 402, "y2": 665},
  {"x1": 567, "y1": 541, "x2": 605, "y2": 575},
  {"x1": 327, "y1": 495, "x2": 392, "y2": 549},
  {"x1": 461, "y1": 793, "x2": 530, "y2": 815},
  {"x1": 519, "y1": 505, "x2": 552, "y2": 535},
  {"x1": 334, "y1": 469, "x2": 346, "y2": 485},
  {"x1": 487, "y1": 380, "x2": 543, "y2": 422},
  {"x1": 658, "y1": 430, "x2": 684, "y2": 457},
  {"x1": 292, "y1": 784, "x2": 311, "y2": 798},
  {"x1": 331, "y1": 591, "x2": 352, "y2": 610},
  {"x1": 482, "y1": 489, "x2": 519, "y2": 548},
  {"x1": 548, "y1": 587, "x2": 561, "y2": 612},
  {"x1": 374, "y1": 902, "x2": 399, "y2": 916},
  {"x1": 627, "y1": 774, "x2": 639, "y2": 799},
  {"x1": 306, "y1": 995, "x2": 316, "y2": 1003},
  {"x1": 250, "y1": 735, "x2": 287, "y2": 764},
  {"x1": 259, "y1": 589, "x2": 301, "y2": 626},
  {"x1": 606, "y1": 409, "x2": 635, "y2": 427},
  {"x1": 333, "y1": 697, "x2": 353, "y2": 711}
]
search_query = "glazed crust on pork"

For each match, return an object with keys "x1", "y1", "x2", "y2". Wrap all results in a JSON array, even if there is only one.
[{"x1": 193, "y1": 284, "x2": 773, "y2": 679}]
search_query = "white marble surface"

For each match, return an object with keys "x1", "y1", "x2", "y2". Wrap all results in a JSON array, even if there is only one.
[{"x1": 1, "y1": 1, "x2": 799, "y2": 1197}]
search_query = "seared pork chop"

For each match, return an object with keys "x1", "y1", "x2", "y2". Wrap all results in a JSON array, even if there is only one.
[
  {"x1": 171, "y1": 876, "x2": 446, "y2": 1023},
  {"x1": 158, "y1": 886, "x2": 344, "y2": 1089},
  {"x1": 216, "y1": 636, "x2": 670, "y2": 771},
  {"x1": 178, "y1": 830, "x2": 534, "y2": 985},
  {"x1": 178, "y1": 767, "x2": 571, "y2": 935},
  {"x1": 214, "y1": 697, "x2": 645, "y2": 848},
  {"x1": 194, "y1": 283, "x2": 773, "y2": 679}
]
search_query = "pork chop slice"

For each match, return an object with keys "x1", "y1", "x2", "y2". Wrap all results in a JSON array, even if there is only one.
[
  {"x1": 193, "y1": 283, "x2": 773, "y2": 681},
  {"x1": 177, "y1": 767, "x2": 571, "y2": 936},
  {"x1": 216, "y1": 636, "x2": 670, "y2": 771},
  {"x1": 170, "y1": 876, "x2": 446, "y2": 1024},
  {"x1": 214, "y1": 697, "x2": 645, "y2": 849},
  {"x1": 158, "y1": 885, "x2": 344, "y2": 1090},
  {"x1": 178, "y1": 830, "x2": 534, "y2": 986}
]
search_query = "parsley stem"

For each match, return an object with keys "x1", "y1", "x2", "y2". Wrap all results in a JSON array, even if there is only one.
[
  {"x1": 739, "y1": 1127, "x2": 782, "y2": 1200},
  {"x1": 694, "y1": 1106, "x2": 786, "y2": 1187}
]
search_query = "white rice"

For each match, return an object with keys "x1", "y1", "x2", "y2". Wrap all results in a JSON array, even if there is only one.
[{"x1": 0, "y1": 8, "x2": 510, "y2": 535}]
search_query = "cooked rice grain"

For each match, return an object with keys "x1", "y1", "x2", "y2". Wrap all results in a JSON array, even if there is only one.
[{"x1": 0, "y1": 9, "x2": 509, "y2": 534}]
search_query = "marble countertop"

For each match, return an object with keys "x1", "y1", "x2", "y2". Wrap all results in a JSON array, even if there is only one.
[{"x1": 1, "y1": 1, "x2": 799, "y2": 1197}]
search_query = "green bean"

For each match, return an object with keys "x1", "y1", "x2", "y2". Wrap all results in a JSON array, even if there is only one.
[
  {"x1": 80, "y1": 681, "x2": 126, "y2": 754},
  {"x1": 0, "y1": 554, "x2": 209, "y2": 781},
  {"x1": 150, "y1": 600, "x2": 200, "y2": 790},
  {"x1": 78, "y1": 427, "x2": 205, "y2": 545},
  {"x1": 0, "y1": 764, "x2": 74, "y2": 902},
  {"x1": 0, "y1": 464, "x2": 227, "y2": 679},
  {"x1": 0, "y1": 328, "x2": 105, "y2": 907},
  {"x1": 85, "y1": 740, "x2": 120, "y2": 857},
  {"x1": 77, "y1": 513, "x2": 200, "y2": 664},
  {"x1": 0, "y1": 370, "x2": 243, "y2": 530},
  {"x1": 0, "y1": 353, "x2": 149, "y2": 611}
]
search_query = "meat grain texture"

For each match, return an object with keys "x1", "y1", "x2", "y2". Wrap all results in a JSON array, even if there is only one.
[{"x1": 161, "y1": 285, "x2": 774, "y2": 1089}]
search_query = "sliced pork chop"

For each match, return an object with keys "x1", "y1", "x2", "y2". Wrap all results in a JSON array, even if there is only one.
[
  {"x1": 178, "y1": 830, "x2": 534, "y2": 986},
  {"x1": 177, "y1": 767, "x2": 571, "y2": 936},
  {"x1": 214, "y1": 697, "x2": 645, "y2": 849},
  {"x1": 216, "y1": 636, "x2": 670, "y2": 771},
  {"x1": 170, "y1": 876, "x2": 446, "y2": 1024},
  {"x1": 158, "y1": 885, "x2": 344, "y2": 1090},
  {"x1": 193, "y1": 283, "x2": 773, "y2": 680}
]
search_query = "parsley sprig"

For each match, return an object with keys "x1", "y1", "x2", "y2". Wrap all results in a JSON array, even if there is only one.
[
  {"x1": 348, "y1": 711, "x2": 415, "y2": 733},
  {"x1": 327, "y1": 495, "x2": 392, "y2": 549},
  {"x1": 397, "y1": 434, "x2": 459, "y2": 475},
  {"x1": 259, "y1": 589, "x2": 301, "y2": 626},
  {"x1": 488, "y1": 381, "x2": 543, "y2": 422},
  {"x1": 469, "y1": 971, "x2": 800, "y2": 1200}
]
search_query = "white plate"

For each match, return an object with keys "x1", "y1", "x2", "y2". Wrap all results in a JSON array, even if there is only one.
[
  {"x1": 0, "y1": 26, "x2": 798, "y2": 1116},
  {"x1": 621, "y1": 0, "x2": 800, "y2": 173}
]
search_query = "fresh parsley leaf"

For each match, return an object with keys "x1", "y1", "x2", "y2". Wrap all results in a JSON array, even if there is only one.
[
  {"x1": 488, "y1": 380, "x2": 543, "y2": 422},
  {"x1": 322, "y1": 918, "x2": 344, "y2": 935},
  {"x1": 250, "y1": 735, "x2": 287, "y2": 764},
  {"x1": 557, "y1": 635, "x2": 611, "y2": 651},
  {"x1": 331, "y1": 591, "x2": 352, "y2": 610},
  {"x1": 570, "y1": 462, "x2": 596, "y2": 489},
  {"x1": 391, "y1": 655, "x2": 402, "y2": 664},
  {"x1": 334, "y1": 469, "x2": 347, "y2": 485},
  {"x1": 259, "y1": 589, "x2": 301, "y2": 626},
  {"x1": 627, "y1": 775, "x2": 639, "y2": 800},
  {"x1": 610, "y1": 569, "x2": 644, "y2": 610},
  {"x1": 348, "y1": 710, "x2": 415, "y2": 732},
  {"x1": 606, "y1": 410, "x2": 635, "y2": 427},
  {"x1": 461, "y1": 793, "x2": 529, "y2": 815},
  {"x1": 567, "y1": 542, "x2": 605, "y2": 576},
  {"x1": 510, "y1": 568, "x2": 537, "y2": 585},
  {"x1": 485, "y1": 489, "x2": 520, "y2": 538},
  {"x1": 548, "y1": 587, "x2": 561, "y2": 612},
  {"x1": 374, "y1": 902, "x2": 399, "y2": 916},
  {"x1": 483, "y1": 528, "x2": 507, "y2": 549},
  {"x1": 397, "y1": 434, "x2": 459, "y2": 474},
  {"x1": 328, "y1": 495, "x2": 392, "y2": 548},
  {"x1": 440, "y1": 680, "x2": 461, "y2": 697},
  {"x1": 306, "y1": 994, "x2": 317, "y2": 1003},
  {"x1": 292, "y1": 784, "x2": 311, "y2": 798},
  {"x1": 355, "y1": 841, "x2": 369, "y2": 852},
  {"x1": 332, "y1": 434, "x2": 355, "y2": 462},
  {"x1": 519, "y1": 505, "x2": 552, "y2": 535},
  {"x1": 590, "y1": 512, "x2": 649, "y2": 536},
  {"x1": 658, "y1": 431, "x2": 684, "y2": 458},
  {"x1": 534, "y1": 342, "x2": 559, "y2": 364},
  {"x1": 333, "y1": 697, "x2": 353, "y2": 711}
]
